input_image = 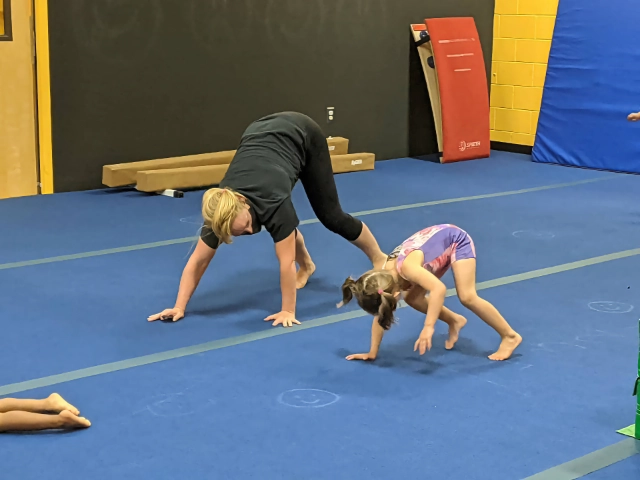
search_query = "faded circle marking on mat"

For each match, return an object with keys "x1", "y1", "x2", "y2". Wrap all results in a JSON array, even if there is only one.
[
  {"x1": 587, "y1": 301, "x2": 634, "y2": 314},
  {"x1": 142, "y1": 393, "x2": 215, "y2": 417},
  {"x1": 512, "y1": 230, "x2": 556, "y2": 239},
  {"x1": 277, "y1": 389, "x2": 340, "y2": 408}
]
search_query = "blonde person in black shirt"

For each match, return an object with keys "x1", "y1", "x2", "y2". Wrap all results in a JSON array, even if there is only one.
[{"x1": 149, "y1": 112, "x2": 387, "y2": 327}]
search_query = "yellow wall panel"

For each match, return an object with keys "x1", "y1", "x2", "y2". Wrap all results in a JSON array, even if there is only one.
[
  {"x1": 512, "y1": 133, "x2": 536, "y2": 146},
  {"x1": 533, "y1": 63, "x2": 548, "y2": 87},
  {"x1": 490, "y1": 130, "x2": 513, "y2": 143},
  {"x1": 518, "y1": 0, "x2": 559, "y2": 16},
  {"x1": 491, "y1": 130, "x2": 514, "y2": 143},
  {"x1": 532, "y1": 111, "x2": 540, "y2": 134},
  {"x1": 490, "y1": 85, "x2": 514, "y2": 109},
  {"x1": 495, "y1": 62, "x2": 534, "y2": 86},
  {"x1": 535, "y1": 16, "x2": 556, "y2": 40},
  {"x1": 495, "y1": 109, "x2": 533, "y2": 134},
  {"x1": 495, "y1": 0, "x2": 519, "y2": 15},
  {"x1": 493, "y1": 38, "x2": 517, "y2": 62},
  {"x1": 499, "y1": 15, "x2": 537, "y2": 39},
  {"x1": 513, "y1": 86, "x2": 543, "y2": 111},
  {"x1": 490, "y1": 1, "x2": 558, "y2": 147},
  {"x1": 515, "y1": 39, "x2": 552, "y2": 63}
]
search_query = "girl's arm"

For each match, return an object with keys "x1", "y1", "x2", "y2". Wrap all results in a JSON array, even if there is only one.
[
  {"x1": 148, "y1": 238, "x2": 216, "y2": 322},
  {"x1": 267, "y1": 230, "x2": 301, "y2": 328},
  {"x1": 400, "y1": 250, "x2": 447, "y2": 354},
  {"x1": 346, "y1": 316, "x2": 385, "y2": 361}
]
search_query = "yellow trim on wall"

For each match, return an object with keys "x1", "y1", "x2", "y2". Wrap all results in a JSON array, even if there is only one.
[
  {"x1": 490, "y1": 0, "x2": 559, "y2": 147},
  {"x1": 34, "y1": 0, "x2": 53, "y2": 193}
]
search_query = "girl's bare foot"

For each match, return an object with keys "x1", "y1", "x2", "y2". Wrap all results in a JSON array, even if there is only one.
[
  {"x1": 296, "y1": 261, "x2": 316, "y2": 289},
  {"x1": 59, "y1": 410, "x2": 91, "y2": 429},
  {"x1": 489, "y1": 333, "x2": 522, "y2": 361},
  {"x1": 445, "y1": 315, "x2": 467, "y2": 350},
  {"x1": 46, "y1": 393, "x2": 79, "y2": 416}
]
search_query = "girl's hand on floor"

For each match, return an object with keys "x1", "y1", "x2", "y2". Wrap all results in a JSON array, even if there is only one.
[
  {"x1": 148, "y1": 307, "x2": 185, "y2": 322},
  {"x1": 345, "y1": 353, "x2": 376, "y2": 361},
  {"x1": 265, "y1": 310, "x2": 300, "y2": 328},
  {"x1": 414, "y1": 326, "x2": 434, "y2": 355}
]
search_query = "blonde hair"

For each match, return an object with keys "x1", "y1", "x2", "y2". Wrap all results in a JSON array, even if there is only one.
[
  {"x1": 339, "y1": 270, "x2": 400, "y2": 330},
  {"x1": 201, "y1": 187, "x2": 245, "y2": 244}
]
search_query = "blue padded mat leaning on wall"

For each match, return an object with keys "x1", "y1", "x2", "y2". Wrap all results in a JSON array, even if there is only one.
[{"x1": 533, "y1": 0, "x2": 640, "y2": 174}]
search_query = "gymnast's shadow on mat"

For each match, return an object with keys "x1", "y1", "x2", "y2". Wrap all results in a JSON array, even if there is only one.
[
  {"x1": 89, "y1": 187, "x2": 141, "y2": 197},
  {"x1": 187, "y1": 267, "x2": 346, "y2": 322},
  {"x1": 186, "y1": 268, "x2": 282, "y2": 318},
  {"x1": 335, "y1": 333, "x2": 518, "y2": 376},
  {"x1": 3, "y1": 429, "x2": 78, "y2": 436}
]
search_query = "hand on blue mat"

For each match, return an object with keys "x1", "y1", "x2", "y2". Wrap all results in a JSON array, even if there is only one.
[
  {"x1": 414, "y1": 326, "x2": 434, "y2": 355},
  {"x1": 628, "y1": 112, "x2": 640, "y2": 122},
  {"x1": 345, "y1": 353, "x2": 376, "y2": 361},
  {"x1": 148, "y1": 307, "x2": 185, "y2": 323},
  {"x1": 265, "y1": 310, "x2": 301, "y2": 328}
]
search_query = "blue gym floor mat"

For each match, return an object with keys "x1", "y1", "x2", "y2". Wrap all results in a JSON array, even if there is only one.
[
  {"x1": 0, "y1": 256, "x2": 637, "y2": 480},
  {"x1": 0, "y1": 152, "x2": 613, "y2": 264}
]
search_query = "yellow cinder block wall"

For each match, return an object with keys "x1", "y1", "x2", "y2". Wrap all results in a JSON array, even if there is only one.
[
  {"x1": 490, "y1": 0, "x2": 559, "y2": 146},
  {"x1": 0, "y1": 1, "x2": 5, "y2": 36}
]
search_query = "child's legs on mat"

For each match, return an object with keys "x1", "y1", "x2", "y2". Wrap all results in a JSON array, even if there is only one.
[
  {"x1": 0, "y1": 411, "x2": 90, "y2": 432},
  {"x1": 404, "y1": 286, "x2": 467, "y2": 349},
  {"x1": 451, "y1": 259, "x2": 514, "y2": 336},
  {"x1": 404, "y1": 286, "x2": 458, "y2": 324},
  {"x1": 451, "y1": 259, "x2": 522, "y2": 360},
  {"x1": 0, "y1": 398, "x2": 48, "y2": 414},
  {"x1": 0, "y1": 393, "x2": 78, "y2": 415}
]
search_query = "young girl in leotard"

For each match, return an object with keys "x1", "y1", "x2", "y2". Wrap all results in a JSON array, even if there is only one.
[{"x1": 339, "y1": 224, "x2": 522, "y2": 361}]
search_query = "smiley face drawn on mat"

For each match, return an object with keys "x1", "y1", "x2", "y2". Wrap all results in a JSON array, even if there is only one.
[
  {"x1": 277, "y1": 389, "x2": 340, "y2": 408},
  {"x1": 587, "y1": 301, "x2": 634, "y2": 314}
]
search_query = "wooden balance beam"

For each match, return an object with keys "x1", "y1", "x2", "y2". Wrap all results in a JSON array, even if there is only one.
[
  {"x1": 134, "y1": 152, "x2": 375, "y2": 193},
  {"x1": 102, "y1": 151, "x2": 236, "y2": 188},
  {"x1": 103, "y1": 137, "x2": 350, "y2": 188}
]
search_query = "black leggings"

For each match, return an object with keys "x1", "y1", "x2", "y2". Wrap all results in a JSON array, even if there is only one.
[{"x1": 293, "y1": 114, "x2": 363, "y2": 242}]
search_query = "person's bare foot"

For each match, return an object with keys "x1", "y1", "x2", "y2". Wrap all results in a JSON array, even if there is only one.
[
  {"x1": 628, "y1": 112, "x2": 640, "y2": 122},
  {"x1": 59, "y1": 410, "x2": 91, "y2": 429},
  {"x1": 445, "y1": 315, "x2": 467, "y2": 350},
  {"x1": 46, "y1": 393, "x2": 80, "y2": 415},
  {"x1": 488, "y1": 332, "x2": 522, "y2": 361},
  {"x1": 296, "y1": 261, "x2": 316, "y2": 289}
]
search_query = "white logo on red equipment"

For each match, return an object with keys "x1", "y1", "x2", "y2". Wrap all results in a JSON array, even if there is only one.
[{"x1": 459, "y1": 141, "x2": 481, "y2": 152}]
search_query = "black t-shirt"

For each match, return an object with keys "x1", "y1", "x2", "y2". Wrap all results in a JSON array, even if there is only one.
[{"x1": 200, "y1": 113, "x2": 308, "y2": 250}]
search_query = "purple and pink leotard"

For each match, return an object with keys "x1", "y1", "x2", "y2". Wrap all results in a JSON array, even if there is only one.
[{"x1": 389, "y1": 224, "x2": 476, "y2": 279}]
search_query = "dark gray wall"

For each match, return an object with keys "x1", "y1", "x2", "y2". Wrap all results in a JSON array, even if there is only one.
[{"x1": 48, "y1": 0, "x2": 495, "y2": 192}]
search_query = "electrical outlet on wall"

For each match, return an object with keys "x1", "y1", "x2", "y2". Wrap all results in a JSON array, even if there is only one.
[{"x1": 327, "y1": 107, "x2": 335, "y2": 123}]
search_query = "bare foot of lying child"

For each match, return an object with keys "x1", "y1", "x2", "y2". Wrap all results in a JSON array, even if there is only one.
[{"x1": 0, "y1": 393, "x2": 91, "y2": 432}]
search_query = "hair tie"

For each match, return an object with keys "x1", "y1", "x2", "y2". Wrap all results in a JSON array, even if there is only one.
[{"x1": 378, "y1": 289, "x2": 384, "y2": 295}]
